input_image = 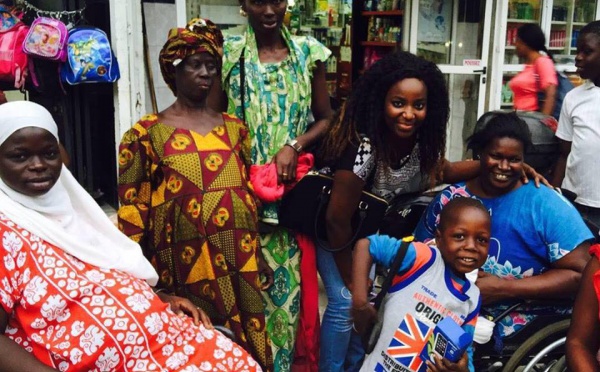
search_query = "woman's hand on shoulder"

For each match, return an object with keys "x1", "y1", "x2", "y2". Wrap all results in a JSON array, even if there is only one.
[
  {"x1": 475, "y1": 271, "x2": 508, "y2": 305},
  {"x1": 521, "y1": 162, "x2": 551, "y2": 188},
  {"x1": 426, "y1": 353, "x2": 469, "y2": 372},
  {"x1": 157, "y1": 292, "x2": 213, "y2": 329},
  {"x1": 273, "y1": 145, "x2": 298, "y2": 183}
]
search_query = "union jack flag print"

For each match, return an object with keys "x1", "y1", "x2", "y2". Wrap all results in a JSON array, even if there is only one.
[{"x1": 385, "y1": 314, "x2": 432, "y2": 372}]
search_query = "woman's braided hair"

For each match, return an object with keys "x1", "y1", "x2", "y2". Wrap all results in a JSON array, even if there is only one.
[
  {"x1": 319, "y1": 51, "x2": 449, "y2": 181},
  {"x1": 517, "y1": 23, "x2": 554, "y2": 62}
]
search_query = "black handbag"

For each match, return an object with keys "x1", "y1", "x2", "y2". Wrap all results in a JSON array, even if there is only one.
[
  {"x1": 278, "y1": 171, "x2": 388, "y2": 252},
  {"x1": 379, "y1": 192, "x2": 434, "y2": 239},
  {"x1": 361, "y1": 238, "x2": 411, "y2": 354}
]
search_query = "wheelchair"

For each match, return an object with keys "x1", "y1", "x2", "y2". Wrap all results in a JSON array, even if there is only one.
[{"x1": 473, "y1": 302, "x2": 571, "y2": 372}]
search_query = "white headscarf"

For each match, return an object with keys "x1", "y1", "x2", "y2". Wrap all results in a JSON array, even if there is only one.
[{"x1": 0, "y1": 101, "x2": 158, "y2": 285}]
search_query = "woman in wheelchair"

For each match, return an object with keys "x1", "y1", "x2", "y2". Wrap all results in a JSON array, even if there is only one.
[{"x1": 414, "y1": 112, "x2": 594, "y2": 363}]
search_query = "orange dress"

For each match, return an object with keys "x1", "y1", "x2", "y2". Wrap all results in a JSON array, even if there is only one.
[{"x1": 0, "y1": 213, "x2": 261, "y2": 371}]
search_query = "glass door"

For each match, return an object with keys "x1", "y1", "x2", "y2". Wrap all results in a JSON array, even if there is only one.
[{"x1": 408, "y1": 0, "x2": 494, "y2": 161}]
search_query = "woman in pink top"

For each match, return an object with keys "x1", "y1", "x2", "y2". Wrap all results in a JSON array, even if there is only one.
[{"x1": 509, "y1": 24, "x2": 558, "y2": 116}]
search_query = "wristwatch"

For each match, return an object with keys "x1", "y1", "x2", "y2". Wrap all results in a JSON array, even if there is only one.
[{"x1": 285, "y1": 139, "x2": 303, "y2": 153}]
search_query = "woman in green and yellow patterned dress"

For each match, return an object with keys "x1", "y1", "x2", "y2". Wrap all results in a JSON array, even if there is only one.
[
  {"x1": 221, "y1": 1, "x2": 333, "y2": 370},
  {"x1": 117, "y1": 19, "x2": 273, "y2": 371}
]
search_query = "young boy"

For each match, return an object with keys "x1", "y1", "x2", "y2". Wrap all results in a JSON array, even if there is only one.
[
  {"x1": 352, "y1": 197, "x2": 491, "y2": 372},
  {"x1": 552, "y1": 20, "x2": 600, "y2": 229}
]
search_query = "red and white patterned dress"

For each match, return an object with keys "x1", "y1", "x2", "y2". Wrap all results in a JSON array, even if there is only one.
[{"x1": 0, "y1": 213, "x2": 261, "y2": 372}]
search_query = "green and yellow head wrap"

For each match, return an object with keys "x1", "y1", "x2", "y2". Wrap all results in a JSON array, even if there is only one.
[{"x1": 158, "y1": 18, "x2": 224, "y2": 94}]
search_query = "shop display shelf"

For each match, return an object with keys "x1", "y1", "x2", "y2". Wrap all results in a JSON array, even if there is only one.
[
  {"x1": 507, "y1": 18, "x2": 539, "y2": 24},
  {"x1": 361, "y1": 10, "x2": 403, "y2": 17},
  {"x1": 361, "y1": 41, "x2": 399, "y2": 47}
]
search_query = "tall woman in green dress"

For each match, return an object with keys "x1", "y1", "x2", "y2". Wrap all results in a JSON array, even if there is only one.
[{"x1": 221, "y1": 1, "x2": 333, "y2": 370}]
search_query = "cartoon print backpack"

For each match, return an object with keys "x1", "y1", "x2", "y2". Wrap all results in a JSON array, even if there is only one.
[
  {"x1": 60, "y1": 26, "x2": 120, "y2": 85},
  {"x1": 0, "y1": 5, "x2": 29, "y2": 88},
  {"x1": 22, "y1": 17, "x2": 68, "y2": 61}
]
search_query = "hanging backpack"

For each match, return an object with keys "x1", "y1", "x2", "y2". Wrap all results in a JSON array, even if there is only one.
[
  {"x1": 534, "y1": 62, "x2": 574, "y2": 120},
  {"x1": 22, "y1": 17, "x2": 68, "y2": 62},
  {"x1": 60, "y1": 26, "x2": 120, "y2": 85},
  {"x1": 0, "y1": 5, "x2": 29, "y2": 89},
  {"x1": 549, "y1": 71, "x2": 574, "y2": 120}
]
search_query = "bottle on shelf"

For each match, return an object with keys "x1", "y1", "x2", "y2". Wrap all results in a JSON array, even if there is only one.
[
  {"x1": 316, "y1": 0, "x2": 328, "y2": 12},
  {"x1": 372, "y1": 0, "x2": 379, "y2": 11},
  {"x1": 289, "y1": 5, "x2": 301, "y2": 34},
  {"x1": 508, "y1": 1, "x2": 517, "y2": 19}
]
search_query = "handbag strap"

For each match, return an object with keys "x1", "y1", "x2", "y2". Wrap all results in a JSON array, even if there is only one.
[
  {"x1": 533, "y1": 58, "x2": 541, "y2": 91},
  {"x1": 372, "y1": 237, "x2": 412, "y2": 310},
  {"x1": 532, "y1": 57, "x2": 549, "y2": 110},
  {"x1": 239, "y1": 47, "x2": 246, "y2": 122}
]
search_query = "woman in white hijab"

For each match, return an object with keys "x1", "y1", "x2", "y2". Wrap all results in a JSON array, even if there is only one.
[{"x1": 0, "y1": 101, "x2": 261, "y2": 372}]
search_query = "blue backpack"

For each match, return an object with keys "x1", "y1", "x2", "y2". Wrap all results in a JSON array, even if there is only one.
[
  {"x1": 535, "y1": 64, "x2": 574, "y2": 120},
  {"x1": 550, "y1": 71, "x2": 574, "y2": 120},
  {"x1": 60, "y1": 26, "x2": 120, "y2": 84}
]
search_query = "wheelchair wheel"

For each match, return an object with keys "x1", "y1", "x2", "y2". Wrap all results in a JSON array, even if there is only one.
[
  {"x1": 548, "y1": 356, "x2": 567, "y2": 372},
  {"x1": 502, "y1": 319, "x2": 570, "y2": 372}
]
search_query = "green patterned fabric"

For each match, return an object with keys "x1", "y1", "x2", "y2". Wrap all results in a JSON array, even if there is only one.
[
  {"x1": 223, "y1": 25, "x2": 330, "y2": 372},
  {"x1": 223, "y1": 26, "x2": 330, "y2": 223},
  {"x1": 261, "y1": 230, "x2": 300, "y2": 372}
]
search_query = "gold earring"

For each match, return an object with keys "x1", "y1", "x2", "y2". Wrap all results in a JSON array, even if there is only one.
[{"x1": 240, "y1": 6, "x2": 247, "y2": 17}]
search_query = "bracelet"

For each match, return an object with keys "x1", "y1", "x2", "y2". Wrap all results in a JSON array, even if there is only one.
[{"x1": 285, "y1": 139, "x2": 302, "y2": 153}]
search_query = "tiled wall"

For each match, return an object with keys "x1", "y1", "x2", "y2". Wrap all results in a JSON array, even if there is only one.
[{"x1": 143, "y1": 2, "x2": 178, "y2": 114}]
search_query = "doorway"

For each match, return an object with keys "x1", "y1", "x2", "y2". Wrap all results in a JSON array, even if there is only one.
[
  {"x1": 408, "y1": 0, "x2": 493, "y2": 161},
  {"x1": 24, "y1": 0, "x2": 118, "y2": 207}
]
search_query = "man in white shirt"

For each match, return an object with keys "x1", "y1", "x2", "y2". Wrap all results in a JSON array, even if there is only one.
[{"x1": 553, "y1": 20, "x2": 600, "y2": 230}]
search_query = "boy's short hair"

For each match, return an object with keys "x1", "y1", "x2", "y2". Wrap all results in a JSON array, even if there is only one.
[
  {"x1": 438, "y1": 197, "x2": 490, "y2": 231},
  {"x1": 581, "y1": 20, "x2": 600, "y2": 38}
]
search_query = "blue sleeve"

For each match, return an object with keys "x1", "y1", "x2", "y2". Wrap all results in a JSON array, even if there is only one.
[
  {"x1": 535, "y1": 186, "x2": 594, "y2": 262},
  {"x1": 463, "y1": 312, "x2": 478, "y2": 372},
  {"x1": 367, "y1": 235, "x2": 417, "y2": 275},
  {"x1": 466, "y1": 345, "x2": 475, "y2": 372}
]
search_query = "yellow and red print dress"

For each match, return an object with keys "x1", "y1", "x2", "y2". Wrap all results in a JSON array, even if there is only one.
[
  {"x1": 0, "y1": 214, "x2": 260, "y2": 371},
  {"x1": 117, "y1": 114, "x2": 271, "y2": 370}
]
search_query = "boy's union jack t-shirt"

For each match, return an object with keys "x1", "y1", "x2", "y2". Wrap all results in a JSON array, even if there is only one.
[
  {"x1": 414, "y1": 182, "x2": 593, "y2": 338},
  {"x1": 360, "y1": 237, "x2": 480, "y2": 372}
]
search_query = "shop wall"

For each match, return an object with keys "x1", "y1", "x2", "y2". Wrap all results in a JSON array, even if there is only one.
[
  {"x1": 143, "y1": 1, "x2": 178, "y2": 113},
  {"x1": 188, "y1": 0, "x2": 246, "y2": 34}
]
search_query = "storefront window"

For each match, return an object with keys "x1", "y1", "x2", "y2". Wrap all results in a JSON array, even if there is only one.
[{"x1": 416, "y1": 0, "x2": 453, "y2": 64}]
